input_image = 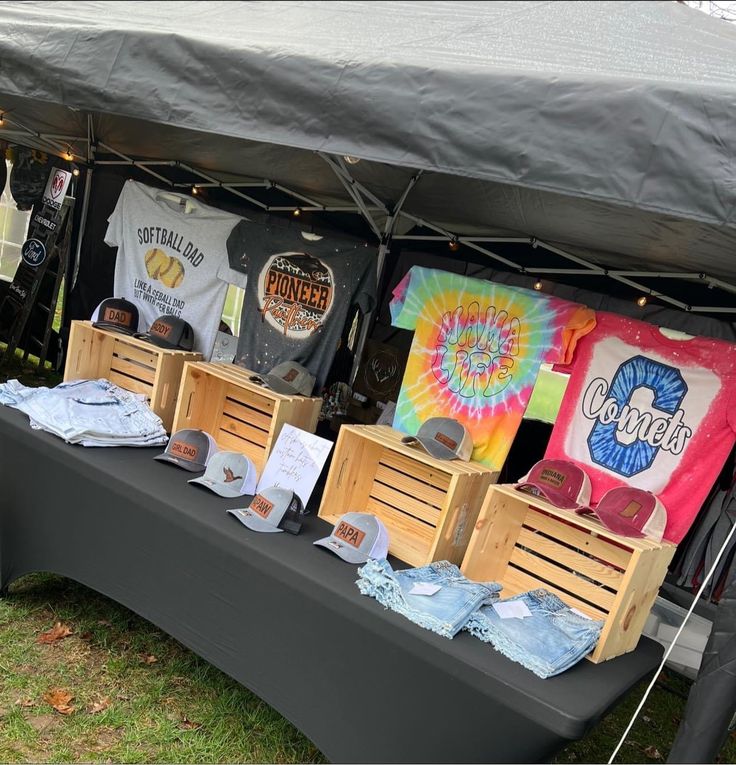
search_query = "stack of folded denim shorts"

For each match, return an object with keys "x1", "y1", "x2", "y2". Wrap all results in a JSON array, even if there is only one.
[
  {"x1": 357, "y1": 560, "x2": 603, "y2": 678},
  {"x1": 0, "y1": 378, "x2": 168, "y2": 447}
]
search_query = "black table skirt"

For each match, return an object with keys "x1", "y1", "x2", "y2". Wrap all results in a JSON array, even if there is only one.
[{"x1": 0, "y1": 407, "x2": 661, "y2": 763}]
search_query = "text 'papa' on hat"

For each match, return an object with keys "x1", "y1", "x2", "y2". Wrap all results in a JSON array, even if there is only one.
[
  {"x1": 577, "y1": 487, "x2": 667, "y2": 542},
  {"x1": 91, "y1": 297, "x2": 139, "y2": 335},
  {"x1": 153, "y1": 428, "x2": 217, "y2": 473},
  {"x1": 137, "y1": 315, "x2": 194, "y2": 351},
  {"x1": 313, "y1": 512, "x2": 389, "y2": 564},
  {"x1": 516, "y1": 459, "x2": 592, "y2": 510},
  {"x1": 401, "y1": 417, "x2": 473, "y2": 461},
  {"x1": 188, "y1": 451, "x2": 257, "y2": 497},
  {"x1": 228, "y1": 487, "x2": 305, "y2": 535},
  {"x1": 250, "y1": 361, "x2": 315, "y2": 397}
]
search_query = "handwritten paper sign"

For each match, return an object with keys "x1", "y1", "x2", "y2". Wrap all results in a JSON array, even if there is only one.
[{"x1": 256, "y1": 424, "x2": 333, "y2": 506}]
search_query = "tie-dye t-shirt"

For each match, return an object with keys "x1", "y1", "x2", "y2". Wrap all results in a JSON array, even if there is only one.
[
  {"x1": 390, "y1": 267, "x2": 595, "y2": 469},
  {"x1": 545, "y1": 311, "x2": 736, "y2": 543}
]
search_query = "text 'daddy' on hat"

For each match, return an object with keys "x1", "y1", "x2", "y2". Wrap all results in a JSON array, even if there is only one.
[
  {"x1": 250, "y1": 361, "x2": 316, "y2": 397},
  {"x1": 228, "y1": 487, "x2": 305, "y2": 534},
  {"x1": 313, "y1": 512, "x2": 389, "y2": 564},
  {"x1": 188, "y1": 451, "x2": 257, "y2": 497},
  {"x1": 516, "y1": 459, "x2": 592, "y2": 510},
  {"x1": 137, "y1": 315, "x2": 195, "y2": 351},
  {"x1": 577, "y1": 487, "x2": 667, "y2": 542},
  {"x1": 401, "y1": 417, "x2": 473, "y2": 461},
  {"x1": 153, "y1": 429, "x2": 217, "y2": 472},
  {"x1": 91, "y1": 297, "x2": 139, "y2": 335}
]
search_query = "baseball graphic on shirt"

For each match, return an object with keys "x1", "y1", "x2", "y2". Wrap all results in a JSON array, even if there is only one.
[
  {"x1": 257, "y1": 252, "x2": 334, "y2": 339},
  {"x1": 144, "y1": 248, "x2": 185, "y2": 288}
]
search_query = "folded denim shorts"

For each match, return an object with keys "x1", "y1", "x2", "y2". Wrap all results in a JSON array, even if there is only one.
[{"x1": 357, "y1": 558, "x2": 501, "y2": 638}]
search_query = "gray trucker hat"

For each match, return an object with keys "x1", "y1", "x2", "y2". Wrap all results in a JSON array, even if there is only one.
[
  {"x1": 313, "y1": 512, "x2": 390, "y2": 564},
  {"x1": 250, "y1": 361, "x2": 316, "y2": 397},
  {"x1": 401, "y1": 417, "x2": 473, "y2": 461},
  {"x1": 228, "y1": 487, "x2": 305, "y2": 534},
  {"x1": 188, "y1": 451, "x2": 258, "y2": 497},
  {"x1": 154, "y1": 429, "x2": 217, "y2": 472}
]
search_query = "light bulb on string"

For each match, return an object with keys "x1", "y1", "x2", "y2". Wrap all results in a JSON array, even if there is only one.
[
  {"x1": 293, "y1": 207, "x2": 302, "y2": 218},
  {"x1": 64, "y1": 147, "x2": 73, "y2": 161},
  {"x1": 191, "y1": 185, "x2": 199, "y2": 196},
  {"x1": 448, "y1": 238, "x2": 460, "y2": 252},
  {"x1": 343, "y1": 155, "x2": 361, "y2": 165},
  {"x1": 0, "y1": 113, "x2": 4, "y2": 127},
  {"x1": 72, "y1": 166, "x2": 80, "y2": 177},
  {"x1": 533, "y1": 280, "x2": 543, "y2": 291},
  {"x1": 637, "y1": 295, "x2": 648, "y2": 308}
]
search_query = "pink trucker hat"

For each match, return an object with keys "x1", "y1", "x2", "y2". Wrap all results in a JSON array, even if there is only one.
[
  {"x1": 577, "y1": 487, "x2": 667, "y2": 542},
  {"x1": 516, "y1": 459, "x2": 592, "y2": 510}
]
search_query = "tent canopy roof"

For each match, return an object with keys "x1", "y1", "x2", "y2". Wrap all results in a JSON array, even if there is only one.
[{"x1": 1, "y1": 1, "x2": 736, "y2": 302}]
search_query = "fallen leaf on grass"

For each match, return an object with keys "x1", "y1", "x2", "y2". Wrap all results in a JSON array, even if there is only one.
[
  {"x1": 96, "y1": 619, "x2": 112, "y2": 627},
  {"x1": 87, "y1": 697, "x2": 110, "y2": 715},
  {"x1": 42, "y1": 689, "x2": 75, "y2": 715},
  {"x1": 37, "y1": 622, "x2": 73, "y2": 644},
  {"x1": 644, "y1": 746, "x2": 663, "y2": 760},
  {"x1": 141, "y1": 654, "x2": 157, "y2": 665},
  {"x1": 15, "y1": 698, "x2": 35, "y2": 708},
  {"x1": 178, "y1": 717, "x2": 202, "y2": 730},
  {"x1": 642, "y1": 715, "x2": 651, "y2": 723}
]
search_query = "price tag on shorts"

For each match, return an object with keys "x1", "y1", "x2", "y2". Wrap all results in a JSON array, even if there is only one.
[
  {"x1": 493, "y1": 601, "x2": 533, "y2": 619},
  {"x1": 409, "y1": 582, "x2": 442, "y2": 596}
]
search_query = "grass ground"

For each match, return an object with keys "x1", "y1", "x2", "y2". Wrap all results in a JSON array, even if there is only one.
[{"x1": 0, "y1": 357, "x2": 734, "y2": 764}]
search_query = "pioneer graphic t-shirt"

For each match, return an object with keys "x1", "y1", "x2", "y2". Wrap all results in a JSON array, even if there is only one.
[
  {"x1": 545, "y1": 311, "x2": 736, "y2": 543},
  {"x1": 105, "y1": 180, "x2": 247, "y2": 358},
  {"x1": 390, "y1": 267, "x2": 595, "y2": 470},
  {"x1": 226, "y1": 219, "x2": 377, "y2": 391}
]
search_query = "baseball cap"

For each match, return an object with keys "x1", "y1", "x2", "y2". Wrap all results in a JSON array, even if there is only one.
[
  {"x1": 137, "y1": 315, "x2": 195, "y2": 351},
  {"x1": 401, "y1": 417, "x2": 473, "y2": 461},
  {"x1": 577, "y1": 487, "x2": 667, "y2": 541},
  {"x1": 250, "y1": 361, "x2": 316, "y2": 397},
  {"x1": 516, "y1": 459, "x2": 592, "y2": 510},
  {"x1": 153, "y1": 428, "x2": 217, "y2": 472},
  {"x1": 228, "y1": 487, "x2": 305, "y2": 534},
  {"x1": 313, "y1": 512, "x2": 389, "y2": 564},
  {"x1": 91, "y1": 297, "x2": 140, "y2": 335},
  {"x1": 188, "y1": 451, "x2": 257, "y2": 497}
]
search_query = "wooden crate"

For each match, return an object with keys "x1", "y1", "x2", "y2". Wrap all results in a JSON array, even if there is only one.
[
  {"x1": 318, "y1": 424, "x2": 498, "y2": 567},
  {"x1": 171, "y1": 361, "x2": 322, "y2": 472},
  {"x1": 64, "y1": 320, "x2": 201, "y2": 432},
  {"x1": 461, "y1": 484, "x2": 677, "y2": 662}
]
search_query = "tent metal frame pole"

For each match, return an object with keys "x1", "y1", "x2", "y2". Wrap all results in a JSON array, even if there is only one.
[
  {"x1": 318, "y1": 152, "x2": 390, "y2": 213},
  {"x1": 97, "y1": 142, "x2": 175, "y2": 187},
  {"x1": 70, "y1": 115, "x2": 95, "y2": 291},
  {"x1": 175, "y1": 161, "x2": 269, "y2": 210},
  {"x1": 0, "y1": 116, "x2": 86, "y2": 161}
]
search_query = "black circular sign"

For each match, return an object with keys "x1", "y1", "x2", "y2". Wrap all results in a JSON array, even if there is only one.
[{"x1": 21, "y1": 238, "x2": 47, "y2": 268}]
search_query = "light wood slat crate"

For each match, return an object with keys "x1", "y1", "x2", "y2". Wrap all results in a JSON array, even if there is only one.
[
  {"x1": 64, "y1": 320, "x2": 201, "y2": 432},
  {"x1": 461, "y1": 484, "x2": 677, "y2": 663},
  {"x1": 318, "y1": 424, "x2": 499, "y2": 567},
  {"x1": 171, "y1": 361, "x2": 322, "y2": 472}
]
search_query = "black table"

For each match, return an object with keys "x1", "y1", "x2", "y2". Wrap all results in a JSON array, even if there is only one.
[{"x1": 0, "y1": 407, "x2": 662, "y2": 763}]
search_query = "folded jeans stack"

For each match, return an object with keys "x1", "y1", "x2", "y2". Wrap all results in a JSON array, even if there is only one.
[
  {"x1": 0, "y1": 378, "x2": 168, "y2": 447},
  {"x1": 356, "y1": 558, "x2": 501, "y2": 638},
  {"x1": 465, "y1": 588, "x2": 603, "y2": 678}
]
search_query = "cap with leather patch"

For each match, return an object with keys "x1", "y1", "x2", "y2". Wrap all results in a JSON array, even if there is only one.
[
  {"x1": 188, "y1": 451, "x2": 257, "y2": 497},
  {"x1": 91, "y1": 297, "x2": 140, "y2": 335},
  {"x1": 137, "y1": 314, "x2": 194, "y2": 351},
  {"x1": 313, "y1": 512, "x2": 389, "y2": 564},
  {"x1": 249, "y1": 361, "x2": 316, "y2": 397},
  {"x1": 516, "y1": 459, "x2": 592, "y2": 510},
  {"x1": 153, "y1": 428, "x2": 217, "y2": 472},
  {"x1": 401, "y1": 417, "x2": 473, "y2": 461},
  {"x1": 228, "y1": 486, "x2": 305, "y2": 534},
  {"x1": 577, "y1": 487, "x2": 667, "y2": 541}
]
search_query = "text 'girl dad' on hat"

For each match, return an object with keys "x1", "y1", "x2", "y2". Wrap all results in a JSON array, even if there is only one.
[
  {"x1": 516, "y1": 459, "x2": 592, "y2": 510},
  {"x1": 228, "y1": 487, "x2": 305, "y2": 534},
  {"x1": 313, "y1": 512, "x2": 389, "y2": 564},
  {"x1": 401, "y1": 417, "x2": 473, "y2": 461},
  {"x1": 188, "y1": 451, "x2": 257, "y2": 497},
  {"x1": 154, "y1": 428, "x2": 218, "y2": 472}
]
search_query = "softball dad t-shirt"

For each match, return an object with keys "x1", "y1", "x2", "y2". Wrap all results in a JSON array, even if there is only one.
[
  {"x1": 105, "y1": 180, "x2": 247, "y2": 358},
  {"x1": 545, "y1": 311, "x2": 736, "y2": 543}
]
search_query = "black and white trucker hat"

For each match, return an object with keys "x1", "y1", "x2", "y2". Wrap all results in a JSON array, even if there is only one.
[
  {"x1": 91, "y1": 297, "x2": 140, "y2": 335},
  {"x1": 313, "y1": 512, "x2": 390, "y2": 564},
  {"x1": 137, "y1": 315, "x2": 195, "y2": 351},
  {"x1": 401, "y1": 417, "x2": 473, "y2": 461},
  {"x1": 188, "y1": 451, "x2": 258, "y2": 497},
  {"x1": 228, "y1": 487, "x2": 306, "y2": 535},
  {"x1": 153, "y1": 428, "x2": 218, "y2": 472}
]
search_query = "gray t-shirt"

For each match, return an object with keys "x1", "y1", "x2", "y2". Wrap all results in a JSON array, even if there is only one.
[
  {"x1": 226, "y1": 219, "x2": 377, "y2": 391},
  {"x1": 105, "y1": 180, "x2": 247, "y2": 358}
]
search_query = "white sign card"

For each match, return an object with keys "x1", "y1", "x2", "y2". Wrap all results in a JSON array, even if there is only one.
[
  {"x1": 42, "y1": 168, "x2": 72, "y2": 210},
  {"x1": 256, "y1": 423, "x2": 333, "y2": 506}
]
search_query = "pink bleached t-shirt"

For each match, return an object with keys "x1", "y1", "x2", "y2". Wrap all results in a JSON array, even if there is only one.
[{"x1": 545, "y1": 311, "x2": 736, "y2": 544}]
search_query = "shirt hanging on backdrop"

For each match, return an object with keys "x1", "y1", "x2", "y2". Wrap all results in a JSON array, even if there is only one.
[
  {"x1": 226, "y1": 219, "x2": 377, "y2": 391},
  {"x1": 105, "y1": 180, "x2": 247, "y2": 359},
  {"x1": 389, "y1": 267, "x2": 596, "y2": 470},
  {"x1": 545, "y1": 311, "x2": 736, "y2": 544}
]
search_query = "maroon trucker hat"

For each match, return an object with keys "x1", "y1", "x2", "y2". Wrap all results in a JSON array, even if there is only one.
[
  {"x1": 516, "y1": 459, "x2": 592, "y2": 510},
  {"x1": 577, "y1": 487, "x2": 667, "y2": 541}
]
